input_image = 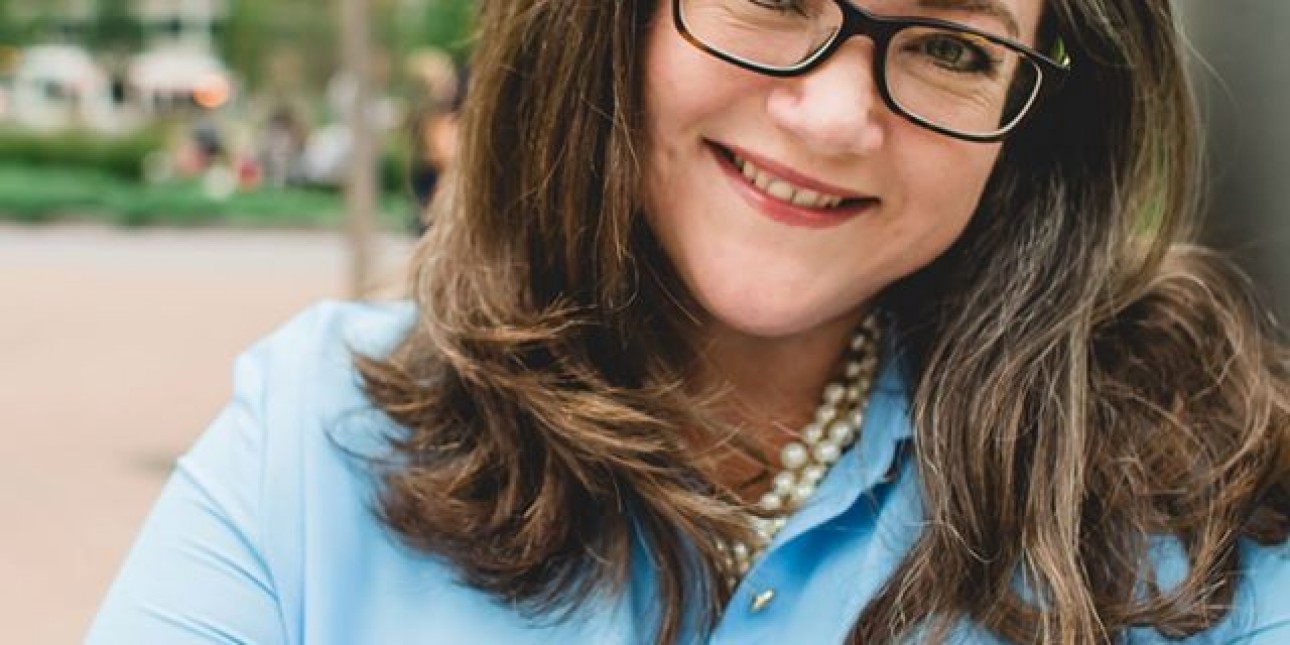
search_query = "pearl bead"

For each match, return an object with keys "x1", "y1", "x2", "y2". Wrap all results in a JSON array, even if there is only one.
[
  {"x1": 814, "y1": 405, "x2": 837, "y2": 425},
  {"x1": 717, "y1": 314, "x2": 882, "y2": 584},
  {"x1": 780, "y1": 442, "x2": 809, "y2": 470},
  {"x1": 772, "y1": 471, "x2": 797, "y2": 496},
  {"x1": 848, "y1": 409, "x2": 865, "y2": 429},
  {"x1": 823, "y1": 383, "x2": 845, "y2": 404},
  {"x1": 801, "y1": 464, "x2": 826, "y2": 484},
  {"x1": 812, "y1": 440, "x2": 841, "y2": 464},
  {"x1": 759, "y1": 492, "x2": 783, "y2": 512},
  {"x1": 828, "y1": 422, "x2": 855, "y2": 445},
  {"x1": 801, "y1": 422, "x2": 824, "y2": 444}
]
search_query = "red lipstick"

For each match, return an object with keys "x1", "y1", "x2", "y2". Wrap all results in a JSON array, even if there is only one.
[{"x1": 706, "y1": 141, "x2": 878, "y2": 230}]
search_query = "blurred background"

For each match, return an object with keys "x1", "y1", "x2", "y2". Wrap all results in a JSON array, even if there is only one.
[
  {"x1": 0, "y1": 0, "x2": 469, "y2": 642},
  {"x1": 0, "y1": 1, "x2": 1285, "y2": 642}
]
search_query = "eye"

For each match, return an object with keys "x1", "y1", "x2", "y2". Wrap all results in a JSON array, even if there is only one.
[
  {"x1": 748, "y1": 0, "x2": 811, "y2": 17},
  {"x1": 914, "y1": 33, "x2": 997, "y2": 74}
]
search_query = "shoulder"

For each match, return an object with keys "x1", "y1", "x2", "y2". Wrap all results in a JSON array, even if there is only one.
[
  {"x1": 214, "y1": 297, "x2": 418, "y2": 505},
  {"x1": 224, "y1": 300, "x2": 520, "y2": 638},
  {"x1": 229, "y1": 299, "x2": 417, "y2": 446},
  {"x1": 180, "y1": 299, "x2": 417, "y2": 501},
  {"x1": 88, "y1": 300, "x2": 423, "y2": 643},
  {"x1": 218, "y1": 300, "x2": 645, "y2": 641},
  {"x1": 229, "y1": 297, "x2": 417, "y2": 508},
  {"x1": 242, "y1": 299, "x2": 416, "y2": 378}
]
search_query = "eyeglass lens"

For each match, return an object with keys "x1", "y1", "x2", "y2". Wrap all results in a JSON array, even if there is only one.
[{"x1": 678, "y1": 0, "x2": 1044, "y2": 136}]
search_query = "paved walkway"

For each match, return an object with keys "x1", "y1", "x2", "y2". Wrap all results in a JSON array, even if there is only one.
[{"x1": 0, "y1": 223, "x2": 414, "y2": 644}]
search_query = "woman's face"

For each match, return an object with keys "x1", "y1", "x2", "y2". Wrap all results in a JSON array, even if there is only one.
[{"x1": 643, "y1": 0, "x2": 1044, "y2": 339}]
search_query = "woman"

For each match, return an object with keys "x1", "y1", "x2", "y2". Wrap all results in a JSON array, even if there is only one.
[{"x1": 90, "y1": 0, "x2": 1290, "y2": 643}]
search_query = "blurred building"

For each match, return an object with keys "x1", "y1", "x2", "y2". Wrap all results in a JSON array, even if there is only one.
[
  {"x1": 7, "y1": 43, "x2": 115, "y2": 130},
  {"x1": 3, "y1": 0, "x2": 232, "y2": 129},
  {"x1": 133, "y1": 0, "x2": 225, "y2": 53}
]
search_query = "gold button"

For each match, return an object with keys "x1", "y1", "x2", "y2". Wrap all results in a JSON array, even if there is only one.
[{"x1": 750, "y1": 588, "x2": 776, "y2": 613}]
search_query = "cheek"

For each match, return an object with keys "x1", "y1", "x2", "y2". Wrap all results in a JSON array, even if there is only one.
[
  {"x1": 898, "y1": 141, "x2": 999, "y2": 243},
  {"x1": 641, "y1": 23, "x2": 743, "y2": 236},
  {"x1": 853, "y1": 138, "x2": 999, "y2": 299}
]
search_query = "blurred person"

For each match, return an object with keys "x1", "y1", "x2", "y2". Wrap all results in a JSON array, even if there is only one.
[
  {"x1": 191, "y1": 116, "x2": 225, "y2": 166},
  {"x1": 261, "y1": 105, "x2": 307, "y2": 189},
  {"x1": 407, "y1": 48, "x2": 465, "y2": 234},
  {"x1": 89, "y1": 1, "x2": 1290, "y2": 644}
]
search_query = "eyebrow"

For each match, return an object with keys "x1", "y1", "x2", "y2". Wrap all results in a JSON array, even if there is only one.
[{"x1": 915, "y1": 0, "x2": 1022, "y2": 39}]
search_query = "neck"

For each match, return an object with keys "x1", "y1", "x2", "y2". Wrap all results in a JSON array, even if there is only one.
[{"x1": 692, "y1": 308, "x2": 870, "y2": 499}]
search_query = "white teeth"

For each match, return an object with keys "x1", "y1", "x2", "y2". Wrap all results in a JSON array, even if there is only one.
[
  {"x1": 792, "y1": 188, "x2": 821, "y2": 207},
  {"x1": 766, "y1": 179, "x2": 795, "y2": 201},
  {"x1": 731, "y1": 154, "x2": 850, "y2": 209}
]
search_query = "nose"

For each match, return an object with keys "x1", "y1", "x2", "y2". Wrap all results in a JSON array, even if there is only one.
[{"x1": 765, "y1": 38, "x2": 886, "y2": 157}]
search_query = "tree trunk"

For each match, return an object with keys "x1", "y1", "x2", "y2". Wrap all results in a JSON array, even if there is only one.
[{"x1": 339, "y1": 0, "x2": 378, "y2": 299}]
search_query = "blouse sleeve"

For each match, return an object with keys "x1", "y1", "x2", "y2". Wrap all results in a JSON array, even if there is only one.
[{"x1": 86, "y1": 344, "x2": 287, "y2": 644}]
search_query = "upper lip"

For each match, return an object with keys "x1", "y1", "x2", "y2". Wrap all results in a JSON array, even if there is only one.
[{"x1": 712, "y1": 141, "x2": 877, "y2": 201}]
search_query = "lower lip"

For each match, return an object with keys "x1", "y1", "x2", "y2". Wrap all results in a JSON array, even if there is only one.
[{"x1": 708, "y1": 144, "x2": 876, "y2": 230}]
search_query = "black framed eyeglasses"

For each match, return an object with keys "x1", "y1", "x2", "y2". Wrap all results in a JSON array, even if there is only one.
[{"x1": 673, "y1": 0, "x2": 1072, "y2": 142}]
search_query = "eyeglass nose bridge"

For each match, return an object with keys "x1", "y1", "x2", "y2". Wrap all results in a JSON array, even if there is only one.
[{"x1": 797, "y1": 2, "x2": 905, "y2": 77}]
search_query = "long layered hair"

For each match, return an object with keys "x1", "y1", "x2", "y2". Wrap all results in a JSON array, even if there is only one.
[{"x1": 357, "y1": 0, "x2": 1290, "y2": 643}]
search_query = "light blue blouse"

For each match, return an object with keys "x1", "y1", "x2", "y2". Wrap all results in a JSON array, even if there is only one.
[{"x1": 88, "y1": 301, "x2": 1290, "y2": 644}]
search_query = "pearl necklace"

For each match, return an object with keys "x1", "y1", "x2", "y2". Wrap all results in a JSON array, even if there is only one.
[{"x1": 718, "y1": 314, "x2": 883, "y2": 582}]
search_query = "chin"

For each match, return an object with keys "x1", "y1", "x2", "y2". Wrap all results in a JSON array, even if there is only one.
[{"x1": 690, "y1": 283, "x2": 860, "y2": 340}]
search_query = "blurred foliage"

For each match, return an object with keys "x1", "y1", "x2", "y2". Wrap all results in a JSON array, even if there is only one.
[
  {"x1": 89, "y1": 0, "x2": 141, "y2": 54},
  {"x1": 219, "y1": 0, "x2": 339, "y2": 95},
  {"x1": 380, "y1": 135, "x2": 412, "y2": 195},
  {"x1": 218, "y1": 0, "x2": 270, "y2": 90},
  {"x1": 0, "y1": 0, "x2": 15, "y2": 45},
  {"x1": 408, "y1": 0, "x2": 475, "y2": 61},
  {"x1": 0, "y1": 163, "x2": 410, "y2": 228},
  {"x1": 0, "y1": 127, "x2": 164, "y2": 181},
  {"x1": 214, "y1": 0, "x2": 475, "y2": 97}
]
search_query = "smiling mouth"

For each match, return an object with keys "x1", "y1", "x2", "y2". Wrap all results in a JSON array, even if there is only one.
[{"x1": 709, "y1": 143, "x2": 878, "y2": 212}]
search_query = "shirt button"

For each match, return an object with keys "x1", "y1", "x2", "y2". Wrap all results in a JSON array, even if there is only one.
[{"x1": 750, "y1": 588, "x2": 776, "y2": 613}]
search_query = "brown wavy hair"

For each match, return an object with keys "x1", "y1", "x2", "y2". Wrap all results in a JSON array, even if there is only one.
[{"x1": 357, "y1": 0, "x2": 1290, "y2": 643}]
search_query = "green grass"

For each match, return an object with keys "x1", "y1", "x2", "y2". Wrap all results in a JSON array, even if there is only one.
[{"x1": 0, "y1": 163, "x2": 414, "y2": 230}]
